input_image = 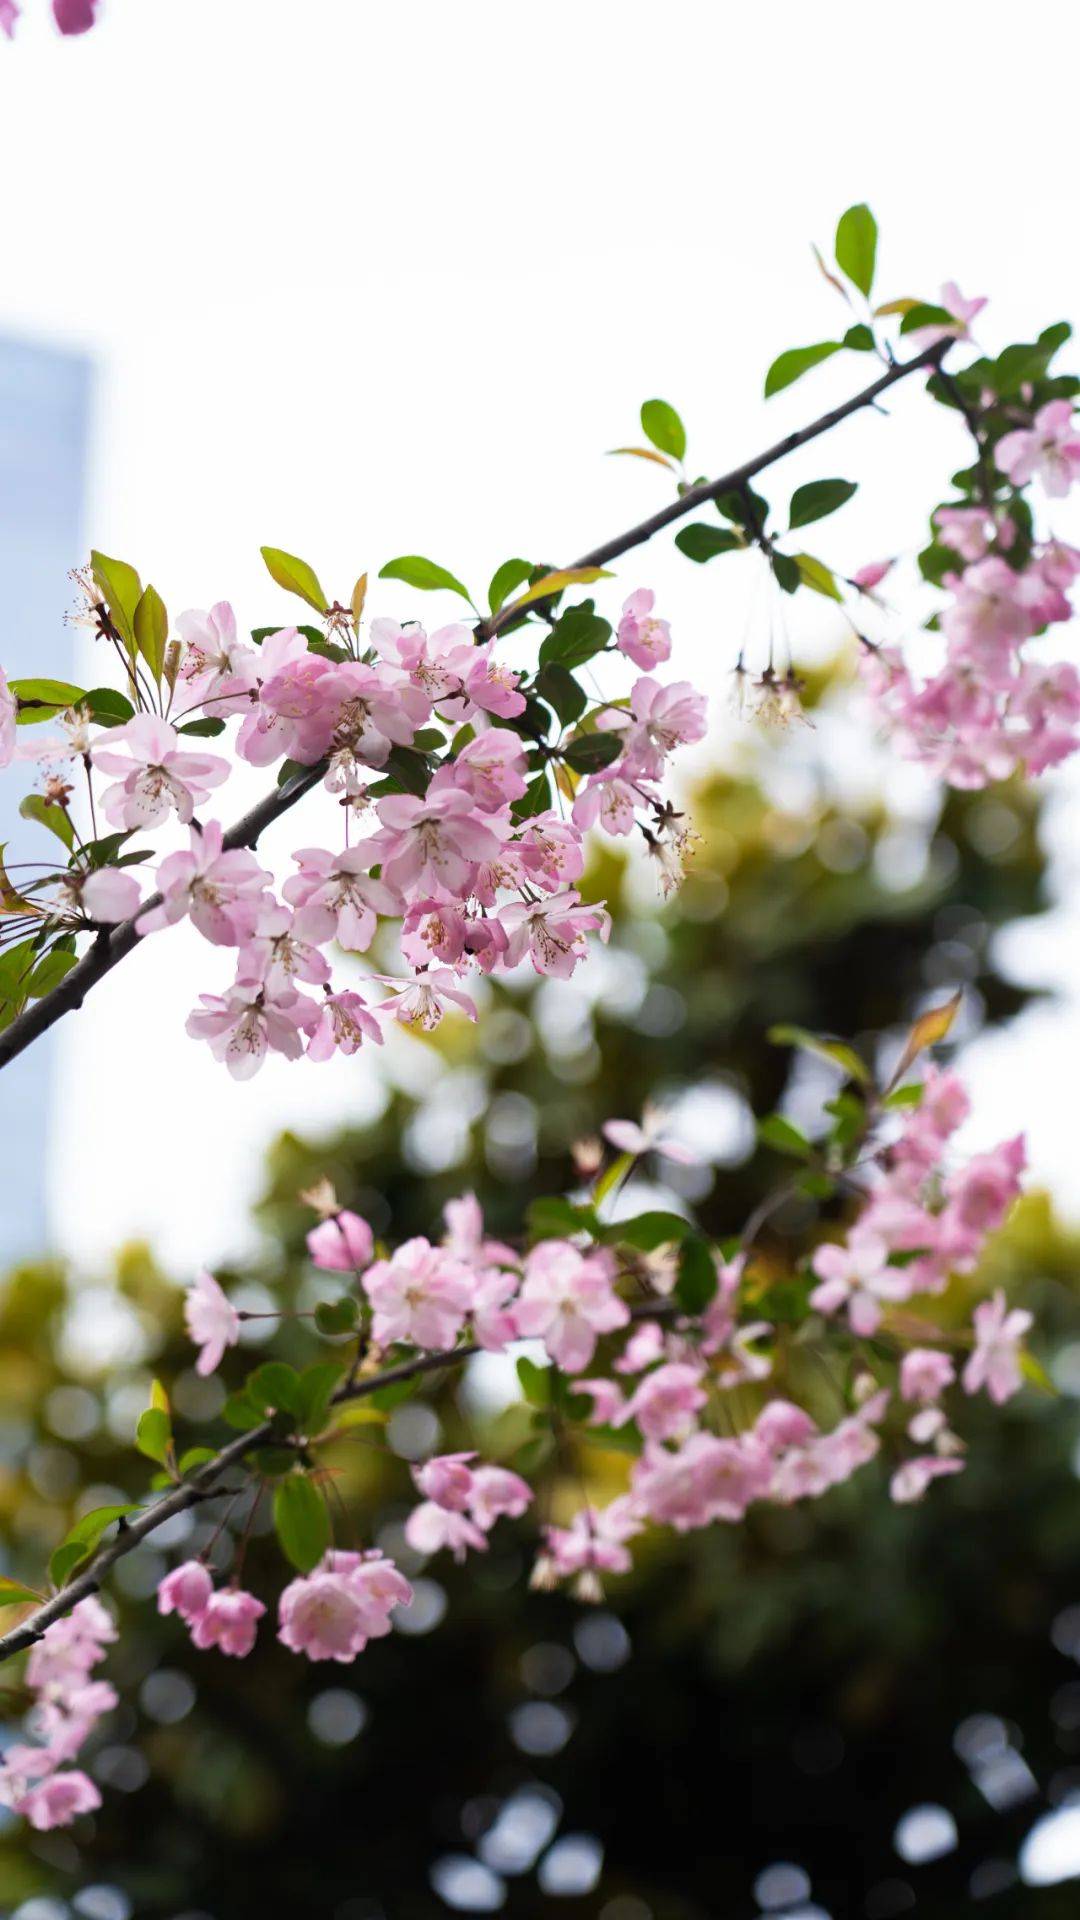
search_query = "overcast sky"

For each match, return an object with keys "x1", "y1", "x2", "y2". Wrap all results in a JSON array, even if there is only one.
[{"x1": 2, "y1": 0, "x2": 1079, "y2": 1267}]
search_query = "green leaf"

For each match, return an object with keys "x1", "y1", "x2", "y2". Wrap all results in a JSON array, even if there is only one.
[
  {"x1": 178, "y1": 1447, "x2": 217, "y2": 1475},
  {"x1": 273, "y1": 1474, "x2": 330, "y2": 1574},
  {"x1": 10, "y1": 678, "x2": 87, "y2": 724},
  {"x1": 675, "y1": 1237, "x2": 718, "y2": 1314},
  {"x1": 843, "y1": 322, "x2": 875, "y2": 351},
  {"x1": 49, "y1": 1504, "x2": 138, "y2": 1590},
  {"x1": 90, "y1": 551, "x2": 142, "y2": 648},
  {"x1": 794, "y1": 553, "x2": 843, "y2": 600},
  {"x1": 767, "y1": 1024, "x2": 871, "y2": 1084},
  {"x1": 377, "y1": 555, "x2": 472, "y2": 605},
  {"x1": 608, "y1": 1210, "x2": 693, "y2": 1251},
  {"x1": 19, "y1": 793, "x2": 74, "y2": 851},
  {"x1": 562, "y1": 731, "x2": 623, "y2": 774},
  {"x1": 757, "y1": 1114, "x2": 813, "y2": 1159},
  {"x1": 0, "y1": 1577, "x2": 43, "y2": 1607},
  {"x1": 538, "y1": 604, "x2": 611, "y2": 670},
  {"x1": 221, "y1": 1392, "x2": 265, "y2": 1432},
  {"x1": 247, "y1": 1362, "x2": 301, "y2": 1417},
  {"x1": 788, "y1": 478, "x2": 858, "y2": 531},
  {"x1": 1020, "y1": 1349, "x2": 1058, "y2": 1397},
  {"x1": 535, "y1": 663, "x2": 587, "y2": 727},
  {"x1": 177, "y1": 716, "x2": 226, "y2": 737},
  {"x1": 764, "y1": 341, "x2": 842, "y2": 398},
  {"x1": 314, "y1": 1297, "x2": 359, "y2": 1338},
  {"x1": 593, "y1": 1151, "x2": 633, "y2": 1206},
  {"x1": 882, "y1": 1082, "x2": 924, "y2": 1110},
  {"x1": 382, "y1": 745, "x2": 434, "y2": 798},
  {"x1": 506, "y1": 567, "x2": 611, "y2": 615},
  {"x1": 260, "y1": 546, "x2": 328, "y2": 613},
  {"x1": 133, "y1": 584, "x2": 168, "y2": 680},
  {"x1": 84, "y1": 687, "x2": 134, "y2": 728},
  {"x1": 135, "y1": 1406, "x2": 173, "y2": 1469},
  {"x1": 674, "y1": 524, "x2": 744, "y2": 564},
  {"x1": 899, "y1": 303, "x2": 952, "y2": 336},
  {"x1": 835, "y1": 203, "x2": 877, "y2": 298},
  {"x1": 516, "y1": 1355, "x2": 552, "y2": 1407},
  {"x1": 26, "y1": 950, "x2": 78, "y2": 999},
  {"x1": 640, "y1": 398, "x2": 686, "y2": 462},
  {"x1": 512, "y1": 769, "x2": 552, "y2": 821},
  {"x1": 526, "y1": 1196, "x2": 600, "y2": 1243},
  {"x1": 771, "y1": 552, "x2": 801, "y2": 595},
  {"x1": 487, "y1": 558, "x2": 534, "y2": 615},
  {"x1": 294, "y1": 1362, "x2": 344, "y2": 1436}
]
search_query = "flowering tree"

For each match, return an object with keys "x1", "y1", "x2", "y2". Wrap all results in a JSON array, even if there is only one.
[{"x1": 0, "y1": 204, "x2": 1071, "y2": 1834}]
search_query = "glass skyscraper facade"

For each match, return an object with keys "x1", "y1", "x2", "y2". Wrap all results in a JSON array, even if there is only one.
[{"x1": 0, "y1": 336, "x2": 91, "y2": 1262}]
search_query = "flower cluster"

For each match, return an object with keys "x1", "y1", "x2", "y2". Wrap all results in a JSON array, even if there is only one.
[
  {"x1": 0, "y1": 572, "x2": 705, "y2": 1074},
  {"x1": 861, "y1": 368, "x2": 1080, "y2": 786},
  {"x1": 0, "y1": 0, "x2": 99, "y2": 36},
  {"x1": 405, "y1": 1453, "x2": 532, "y2": 1562},
  {"x1": 0, "y1": 1596, "x2": 115, "y2": 1829},
  {"x1": 158, "y1": 1550, "x2": 411, "y2": 1667}
]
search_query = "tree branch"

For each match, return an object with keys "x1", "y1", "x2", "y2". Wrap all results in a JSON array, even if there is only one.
[{"x1": 0, "y1": 342, "x2": 944, "y2": 1072}]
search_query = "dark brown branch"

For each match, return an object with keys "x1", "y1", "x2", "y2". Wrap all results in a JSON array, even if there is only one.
[{"x1": 0, "y1": 343, "x2": 945, "y2": 1071}]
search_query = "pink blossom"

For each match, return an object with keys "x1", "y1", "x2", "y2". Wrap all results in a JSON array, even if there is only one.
[
  {"x1": 996, "y1": 399, "x2": 1080, "y2": 498},
  {"x1": 80, "y1": 866, "x2": 142, "y2": 924},
  {"x1": 632, "y1": 1431, "x2": 772, "y2": 1530},
  {"x1": 283, "y1": 845, "x2": 400, "y2": 951},
  {"x1": 0, "y1": 666, "x2": 16, "y2": 766},
  {"x1": 362, "y1": 1237, "x2": 474, "y2": 1349},
  {"x1": 435, "y1": 728, "x2": 528, "y2": 810},
  {"x1": 373, "y1": 789, "x2": 505, "y2": 898},
  {"x1": 278, "y1": 1564, "x2": 378, "y2": 1663},
  {"x1": 516, "y1": 814, "x2": 587, "y2": 891},
  {"x1": 537, "y1": 1496, "x2": 643, "y2": 1585},
  {"x1": 307, "y1": 1209, "x2": 374, "y2": 1272},
  {"x1": 571, "y1": 772, "x2": 640, "y2": 837},
  {"x1": 184, "y1": 1269, "x2": 241, "y2": 1376},
  {"x1": 611, "y1": 676, "x2": 708, "y2": 780},
  {"x1": 157, "y1": 1560, "x2": 213, "y2": 1623},
  {"x1": 238, "y1": 899, "x2": 330, "y2": 995},
  {"x1": 232, "y1": 626, "x2": 315, "y2": 766},
  {"x1": 176, "y1": 602, "x2": 256, "y2": 707},
  {"x1": 442, "y1": 1192, "x2": 517, "y2": 1269},
  {"x1": 0, "y1": 2, "x2": 19, "y2": 38},
  {"x1": 189, "y1": 1586, "x2": 266, "y2": 1657},
  {"x1": 809, "y1": 1232, "x2": 907, "y2": 1335},
  {"x1": 468, "y1": 1465, "x2": 532, "y2": 1529},
  {"x1": 602, "y1": 1103, "x2": 697, "y2": 1165},
  {"x1": 940, "y1": 556, "x2": 1039, "y2": 678},
  {"x1": 413, "y1": 1452, "x2": 476, "y2": 1510},
  {"x1": 574, "y1": 1377, "x2": 627, "y2": 1424},
  {"x1": 615, "y1": 1320, "x2": 667, "y2": 1372},
  {"x1": 899, "y1": 1348, "x2": 956, "y2": 1405},
  {"x1": 962, "y1": 1289, "x2": 1033, "y2": 1405},
  {"x1": 185, "y1": 976, "x2": 314, "y2": 1078},
  {"x1": 16, "y1": 1770, "x2": 101, "y2": 1830},
  {"x1": 91, "y1": 714, "x2": 229, "y2": 829},
  {"x1": 620, "y1": 1362, "x2": 707, "y2": 1441},
  {"x1": 376, "y1": 968, "x2": 477, "y2": 1032},
  {"x1": 52, "y1": 0, "x2": 100, "y2": 31},
  {"x1": 515, "y1": 1240, "x2": 630, "y2": 1372},
  {"x1": 459, "y1": 642, "x2": 526, "y2": 719},
  {"x1": 405, "y1": 1501, "x2": 488, "y2": 1562},
  {"x1": 907, "y1": 281, "x2": 987, "y2": 350},
  {"x1": 934, "y1": 506, "x2": 1007, "y2": 563},
  {"x1": 500, "y1": 889, "x2": 611, "y2": 978},
  {"x1": 137, "y1": 822, "x2": 271, "y2": 945},
  {"x1": 851, "y1": 559, "x2": 894, "y2": 592},
  {"x1": 754, "y1": 1400, "x2": 819, "y2": 1453},
  {"x1": 305, "y1": 988, "x2": 384, "y2": 1060},
  {"x1": 890, "y1": 1455, "x2": 965, "y2": 1504},
  {"x1": 290, "y1": 659, "x2": 430, "y2": 767},
  {"x1": 617, "y1": 589, "x2": 673, "y2": 670},
  {"x1": 469, "y1": 1266, "x2": 522, "y2": 1351}
]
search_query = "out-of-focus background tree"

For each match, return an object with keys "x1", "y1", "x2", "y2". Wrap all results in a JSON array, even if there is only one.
[{"x1": 1, "y1": 681, "x2": 1079, "y2": 1920}]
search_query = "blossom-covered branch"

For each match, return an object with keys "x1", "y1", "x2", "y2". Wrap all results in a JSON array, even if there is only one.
[
  {"x1": 0, "y1": 1001, "x2": 1034, "y2": 1828},
  {"x1": 0, "y1": 336, "x2": 947, "y2": 1076}
]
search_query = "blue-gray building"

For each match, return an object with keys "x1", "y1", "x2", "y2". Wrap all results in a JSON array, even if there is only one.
[{"x1": 0, "y1": 337, "x2": 92, "y2": 1262}]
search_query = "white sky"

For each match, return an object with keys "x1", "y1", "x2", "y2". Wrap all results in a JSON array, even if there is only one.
[{"x1": 2, "y1": 0, "x2": 1079, "y2": 1268}]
